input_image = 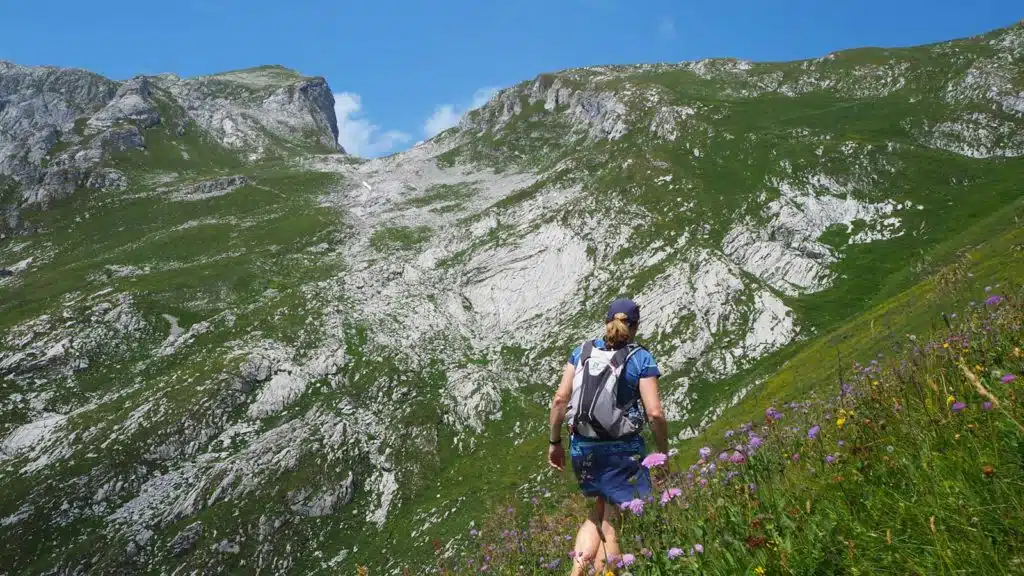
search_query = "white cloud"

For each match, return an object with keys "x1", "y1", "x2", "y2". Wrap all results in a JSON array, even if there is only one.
[
  {"x1": 658, "y1": 16, "x2": 676, "y2": 40},
  {"x1": 333, "y1": 92, "x2": 411, "y2": 158},
  {"x1": 423, "y1": 87, "x2": 500, "y2": 138}
]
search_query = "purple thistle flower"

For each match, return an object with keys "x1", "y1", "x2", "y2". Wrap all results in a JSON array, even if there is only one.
[
  {"x1": 667, "y1": 547, "x2": 684, "y2": 560},
  {"x1": 807, "y1": 425, "x2": 821, "y2": 439},
  {"x1": 718, "y1": 451, "x2": 729, "y2": 461},
  {"x1": 692, "y1": 543, "x2": 704, "y2": 554},
  {"x1": 747, "y1": 435, "x2": 763, "y2": 450},
  {"x1": 641, "y1": 452, "x2": 668, "y2": 469},
  {"x1": 983, "y1": 401, "x2": 993, "y2": 411},
  {"x1": 985, "y1": 295, "x2": 1004, "y2": 306},
  {"x1": 620, "y1": 554, "x2": 635, "y2": 567},
  {"x1": 766, "y1": 407, "x2": 783, "y2": 421},
  {"x1": 951, "y1": 402, "x2": 967, "y2": 414},
  {"x1": 1001, "y1": 373, "x2": 1017, "y2": 384},
  {"x1": 825, "y1": 455, "x2": 836, "y2": 464},
  {"x1": 699, "y1": 446, "x2": 712, "y2": 458}
]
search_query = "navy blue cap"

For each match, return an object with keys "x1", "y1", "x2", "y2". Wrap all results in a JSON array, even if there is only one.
[{"x1": 606, "y1": 298, "x2": 640, "y2": 325}]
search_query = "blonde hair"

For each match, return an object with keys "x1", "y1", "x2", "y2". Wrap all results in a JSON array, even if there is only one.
[{"x1": 605, "y1": 312, "x2": 633, "y2": 349}]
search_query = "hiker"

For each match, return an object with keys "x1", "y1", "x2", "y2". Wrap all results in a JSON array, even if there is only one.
[{"x1": 547, "y1": 298, "x2": 669, "y2": 575}]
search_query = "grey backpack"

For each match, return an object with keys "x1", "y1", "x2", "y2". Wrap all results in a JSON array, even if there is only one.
[{"x1": 567, "y1": 340, "x2": 643, "y2": 440}]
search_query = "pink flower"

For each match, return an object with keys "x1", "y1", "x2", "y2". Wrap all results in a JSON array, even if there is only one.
[
  {"x1": 619, "y1": 498, "x2": 645, "y2": 515},
  {"x1": 1001, "y1": 373, "x2": 1017, "y2": 384},
  {"x1": 641, "y1": 452, "x2": 668, "y2": 469},
  {"x1": 729, "y1": 451, "x2": 746, "y2": 464},
  {"x1": 660, "y1": 488, "x2": 682, "y2": 504},
  {"x1": 951, "y1": 402, "x2": 967, "y2": 414},
  {"x1": 667, "y1": 547, "x2": 684, "y2": 560},
  {"x1": 620, "y1": 553, "x2": 635, "y2": 567}
]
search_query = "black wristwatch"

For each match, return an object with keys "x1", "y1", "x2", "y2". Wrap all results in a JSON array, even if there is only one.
[{"x1": 549, "y1": 437, "x2": 562, "y2": 445}]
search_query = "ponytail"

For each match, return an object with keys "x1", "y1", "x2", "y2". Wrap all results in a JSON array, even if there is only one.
[{"x1": 604, "y1": 312, "x2": 632, "y2": 349}]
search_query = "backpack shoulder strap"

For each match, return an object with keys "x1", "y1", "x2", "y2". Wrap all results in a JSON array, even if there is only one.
[{"x1": 579, "y1": 339, "x2": 595, "y2": 365}]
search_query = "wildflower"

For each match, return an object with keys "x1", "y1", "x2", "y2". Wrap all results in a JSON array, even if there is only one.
[
  {"x1": 724, "y1": 429, "x2": 735, "y2": 438},
  {"x1": 983, "y1": 401, "x2": 993, "y2": 411},
  {"x1": 698, "y1": 446, "x2": 712, "y2": 459},
  {"x1": 836, "y1": 416, "x2": 846, "y2": 428},
  {"x1": 641, "y1": 548, "x2": 652, "y2": 558},
  {"x1": 766, "y1": 407, "x2": 783, "y2": 421},
  {"x1": 985, "y1": 295, "x2": 1004, "y2": 306},
  {"x1": 718, "y1": 451, "x2": 729, "y2": 461},
  {"x1": 660, "y1": 488, "x2": 682, "y2": 504},
  {"x1": 825, "y1": 455, "x2": 835, "y2": 464},
  {"x1": 698, "y1": 478, "x2": 708, "y2": 487},
  {"x1": 807, "y1": 425, "x2": 820, "y2": 439},
  {"x1": 470, "y1": 529, "x2": 480, "y2": 537},
  {"x1": 619, "y1": 498, "x2": 645, "y2": 515},
  {"x1": 754, "y1": 567, "x2": 766, "y2": 575},
  {"x1": 729, "y1": 451, "x2": 746, "y2": 464},
  {"x1": 620, "y1": 554, "x2": 635, "y2": 567},
  {"x1": 668, "y1": 448, "x2": 679, "y2": 457},
  {"x1": 749, "y1": 482, "x2": 758, "y2": 494},
  {"x1": 985, "y1": 286, "x2": 992, "y2": 293},
  {"x1": 951, "y1": 401, "x2": 967, "y2": 414},
  {"x1": 667, "y1": 547, "x2": 684, "y2": 560},
  {"x1": 747, "y1": 435, "x2": 763, "y2": 450},
  {"x1": 740, "y1": 422, "x2": 752, "y2": 432},
  {"x1": 838, "y1": 440, "x2": 846, "y2": 447},
  {"x1": 641, "y1": 452, "x2": 667, "y2": 469},
  {"x1": 792, "y1": 453, "x2": 800, "y2": 463},
  {"x1": 1001, "y1": 373, "x2": 1017, "y2": 384}
]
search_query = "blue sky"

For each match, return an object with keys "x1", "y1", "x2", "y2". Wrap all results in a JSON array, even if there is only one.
[{"x1": 1, "y1": 1, "x2": 1020, "y2": 157}]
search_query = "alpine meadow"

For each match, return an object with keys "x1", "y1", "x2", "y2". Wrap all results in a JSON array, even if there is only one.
[{"x1": 2, "y1": 20, "x2": 1024, "y2": 576}]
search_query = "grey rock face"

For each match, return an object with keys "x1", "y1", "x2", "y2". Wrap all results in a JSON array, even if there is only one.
[
  {"x1": 214, "y1": 539, "x2": 240, "y2": 554},
  {"x1": 86, "y1": 76, "x2": 160, "y2": 133},
  {"x1": 85, "y1": 169, "x2": 127, "y2": 191},
  {"x1": 169, "y1": 522, "x2": 203, "y2": 556},
  {"x1": 170, "y1": 175, "x2": 251, "y2": 201},
  {"x1": 0, "y1": 61, "x2": 343, "y2": 216}
]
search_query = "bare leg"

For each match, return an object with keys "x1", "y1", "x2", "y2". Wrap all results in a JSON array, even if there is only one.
[
  {"x1": 569, "y1": 499, "x2": 605, "y2": 576},
  {"x1": 595, "y1": 502, "x2": 621, "y2": 573}
]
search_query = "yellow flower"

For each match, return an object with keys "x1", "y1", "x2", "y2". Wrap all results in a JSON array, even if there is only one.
[
  {"x1": 975, "y1": 364, "x2": 983, "y2": 372},
  {"x1": 755, "y1": 567, "x2": 766, "y2": 575},
  {"x1": 836, "y1": 417, "x2": 846, "y2": 428},
  {"x1": 605, "y1": 571, "x2": 615, "y2": 576},
  {"x1": 871, "y1": 380, "x2": 879, "y2": 387},
  {"x1": 942, "y1": 342, "x2": 950, "y2": 349},
  {"x1": 946, "y1": 395, "x2": 956, "y2": 406}
]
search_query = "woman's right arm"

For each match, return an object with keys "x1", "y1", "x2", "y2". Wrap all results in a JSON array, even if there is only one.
[{"x1": 638, "y1": 376, "x2": 669, "y2": 455}]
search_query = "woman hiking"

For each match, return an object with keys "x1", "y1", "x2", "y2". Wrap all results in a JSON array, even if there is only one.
[{"x1": 547, "y1": 298, "x2": 669, "y2": 575}]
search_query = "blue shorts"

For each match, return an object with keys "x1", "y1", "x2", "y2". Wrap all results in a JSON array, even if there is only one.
[{"x1": 569, "y1": 434, "x2": 652, "y2": 505}]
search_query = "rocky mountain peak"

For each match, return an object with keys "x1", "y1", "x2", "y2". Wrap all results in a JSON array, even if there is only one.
[{"x1": 0, "y1": 62, "x2": 342, "y2": 231}]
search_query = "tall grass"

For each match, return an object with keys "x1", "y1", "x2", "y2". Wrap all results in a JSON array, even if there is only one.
[{"x1": 422, "y1": 287, "x2": 1024, "y2": 575}]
